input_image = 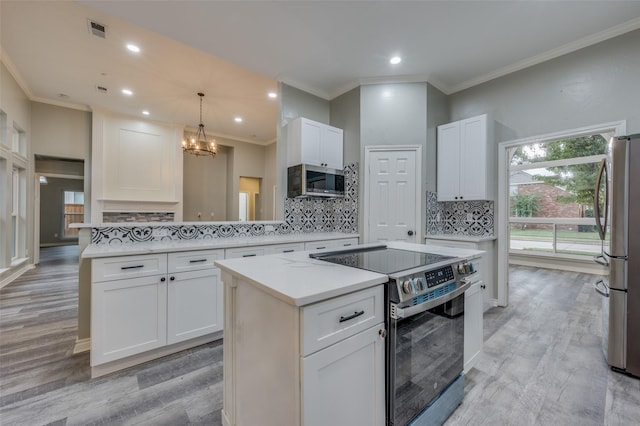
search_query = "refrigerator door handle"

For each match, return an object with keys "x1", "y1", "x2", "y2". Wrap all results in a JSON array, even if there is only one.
[
  {"x1": 593, "y1": 158, "x2": 609, "y2": 242},
  {"x1": 594, "y1": 279, "x2": 610, "y2": 298}
]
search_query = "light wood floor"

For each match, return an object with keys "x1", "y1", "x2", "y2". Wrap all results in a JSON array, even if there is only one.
[{"x1": 1, "y1": 247, "x2": 639, "y2": 425}]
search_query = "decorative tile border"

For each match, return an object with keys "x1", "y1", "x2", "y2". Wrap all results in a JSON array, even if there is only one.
[
  {"x1": 91, "y1": 163, "x2": 359, "y2": 245},
  {"x1": 426, "y1": 191, "x2": 494, "y2": 237},
  {"x1": 102, "y1": 212, "x2": 175, "y2": 222}
]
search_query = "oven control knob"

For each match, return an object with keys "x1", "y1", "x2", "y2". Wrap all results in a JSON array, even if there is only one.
[
  {"x1": 416, "y1": 277, "x2": 426, "y2": 291},
  {"x1": 457, "y1": 263, "x2": 465, "y2": 274},
  {"x1": 402, "y1": 280, "x2": 413, "y2": 294}
]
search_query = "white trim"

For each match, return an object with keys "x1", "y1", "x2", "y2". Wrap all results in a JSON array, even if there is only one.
[
  {"x1": 509, "y1": 217, "x2": 598, "y2": 225},
  {"x1": 510, "y1": 154, "x2": 608, "y2": 172},
  {"x1": 0, "y1": 263, "x2": 34, "y2": 289},
  {"x1": 497, "y1": 120, "x2": 626, "y2": 307},
  {"x1": 363, "y1": 145, "x2": 422, "y2": 244},
  {"x1": 73, "y1": 337, "x2": 91, "y2": 354}
]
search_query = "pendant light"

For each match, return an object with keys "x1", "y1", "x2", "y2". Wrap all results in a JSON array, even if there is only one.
[{"x1": 182, "y1": 92, "x2": 217, "y2": 157}]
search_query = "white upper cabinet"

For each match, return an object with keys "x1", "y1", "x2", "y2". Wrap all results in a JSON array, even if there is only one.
[
  {"x1": 437, "y1": 114, "x2": 493, "y2": 201},
  {"x1": 287, "y1": 117, "x2": 344, "y2": 169}
]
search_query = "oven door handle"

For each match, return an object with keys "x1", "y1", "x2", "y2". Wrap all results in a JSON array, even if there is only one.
[{"x1": 395, "y1": 281, "x2": 471, "y2": 319}]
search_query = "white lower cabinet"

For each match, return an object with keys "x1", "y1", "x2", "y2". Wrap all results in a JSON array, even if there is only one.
[
  {"x1": 92, "y1": 274, "x2": 168, "y2": 365},
  {"x1": 91, "y1": 249, "x2": 223, "y2": 369},
  {"x1": 222, "y1": 279, "x2": 384, "y2": 426},
  {"x1": 464, "y1": 280, "x2": 483, "y2": 373},
  {"x1": 302, "y1": 324, "x2": 385, "y2": 426},
  {"x1": 167, "y1": 268, "x2": 222, "y2": 344}
]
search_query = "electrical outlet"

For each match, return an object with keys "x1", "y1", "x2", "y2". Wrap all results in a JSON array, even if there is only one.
[{"x1": 467, "y1": 212, "x2": 473, "y2": 221}]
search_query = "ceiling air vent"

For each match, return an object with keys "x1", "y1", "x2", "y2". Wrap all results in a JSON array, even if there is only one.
[
  {"x1": 95, "y1": 85, "x2": 108, "y2": 94},
  {"x1": 88, "y1": 19, "x2": 107, "y2": 38}
]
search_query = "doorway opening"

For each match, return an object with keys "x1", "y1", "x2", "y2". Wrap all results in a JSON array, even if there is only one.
[
  {"x1": 34, "y1": 155, "x2": 85, "y2": 264},
  {"x1": 239, "y1": 176, "x2": 262, "y2": 221}
]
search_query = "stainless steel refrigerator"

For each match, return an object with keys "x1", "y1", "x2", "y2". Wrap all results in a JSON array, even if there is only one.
[{"x1": 594, "y1": 133, "x2": 640, "y2": 378}]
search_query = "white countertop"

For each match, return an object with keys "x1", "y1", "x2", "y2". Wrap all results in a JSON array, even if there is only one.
[
  {"x1": 215, "y1": 241, "x2": 485, "y2": 307},
  {"x1": 82, "y1": 232, "x2": 359, "y2": 258},
  {"x1": 425, "y1": 234, "x2": 496, "y2": 243}
]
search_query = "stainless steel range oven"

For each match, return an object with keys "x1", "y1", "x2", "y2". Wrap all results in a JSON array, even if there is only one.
[{"x1": 311, "y1": 245, "x2": 477, "y2": 426}]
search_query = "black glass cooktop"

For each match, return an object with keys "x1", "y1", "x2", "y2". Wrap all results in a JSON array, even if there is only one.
[{"x1": 311, "y1": 245, "x2": 455, "y2": 275}]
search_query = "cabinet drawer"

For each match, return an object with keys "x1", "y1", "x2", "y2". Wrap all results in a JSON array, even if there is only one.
[
  {"x1": 265, "y1": 242, "x2": 305, "y2": 255},
  {"x1": 92, "y1": 254, "x2": 167, "y2": 282},
  {"x1": 301, "y1": 285, "x2": 384, "y2": 356},
  {"x1": 332, "y1": 238, "x2": 358, "y2": 248},
  {"x1": 225, "y1": 246, "x2": 267, "y2": 259},
  {"x1": 168, "y1": 249, "x2": 224, "y2": 273}
]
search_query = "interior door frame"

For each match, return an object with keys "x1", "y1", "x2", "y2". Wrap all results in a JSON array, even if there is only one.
[
  {"x1": 33, "y1": 172, "x2": 84, "y2": 264},
  {"x1": 497, "y1": 120, "x2": 626, "y2": 307},
  {"x1": 364, "y1": 145, "x2": 422, "y2": 243}
]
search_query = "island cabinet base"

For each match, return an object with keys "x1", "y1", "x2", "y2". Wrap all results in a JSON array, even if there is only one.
[{"x1": 221, "y1": 271, "x2": 385, "y2": 426}]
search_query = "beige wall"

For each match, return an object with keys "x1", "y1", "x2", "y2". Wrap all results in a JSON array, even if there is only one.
[
  {"x1": 183, "y1": 145, "x2": 229, "y2": 221},
  {"x1": 31, "y1": 102, "x2": 91, "y2": 160}
]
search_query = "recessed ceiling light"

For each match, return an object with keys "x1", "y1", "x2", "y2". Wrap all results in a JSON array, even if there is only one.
[
  {"x1": 268, "y1": 91, "x2": 277, "y2": 99},
  {"x1": 121, "y1": 88, "x2": 133, "y2": 96},
  {"x1": 126, "y1": 44, "x2": 140, "y2": 53},
  {"x1": 234, "y1": 117, "x2": 243, "y2": 123},
  {"x1": 390, "y1": 56, "x2": 402, "y2": 65},
  {"x1": 142, "y1": 110, "x2": 150, "y2": 116}
]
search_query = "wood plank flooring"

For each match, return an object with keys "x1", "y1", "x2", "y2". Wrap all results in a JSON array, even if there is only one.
[{"x1": 1, "y1": 247, "x2": 639, "y2": 425}]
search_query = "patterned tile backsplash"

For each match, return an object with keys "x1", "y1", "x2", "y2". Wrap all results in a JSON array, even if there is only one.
[
  {"x1": 91, "y1": 163, "x2": 359, "y2": 245},
  {"x1": 426, "y1": 191, "x2": 494, "y2": 237}
]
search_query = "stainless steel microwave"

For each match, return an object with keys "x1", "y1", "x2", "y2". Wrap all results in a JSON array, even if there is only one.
[{"x1": 287, "y1": 164, "x2": 345, "y2": 198}]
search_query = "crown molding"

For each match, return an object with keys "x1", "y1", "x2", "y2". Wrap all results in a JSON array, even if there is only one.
[{"x1": 448, "y1": 16, "x2": 640, "y2": 94}]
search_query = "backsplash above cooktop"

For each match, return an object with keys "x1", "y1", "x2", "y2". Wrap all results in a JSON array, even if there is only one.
[{"x1": 426, "y1": 191, "x2": 494, "y2": 237}]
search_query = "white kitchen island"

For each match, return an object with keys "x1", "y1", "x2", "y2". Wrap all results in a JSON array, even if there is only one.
[{"x1": 215, "y1": 241, "x2": 484, "y2": 426}]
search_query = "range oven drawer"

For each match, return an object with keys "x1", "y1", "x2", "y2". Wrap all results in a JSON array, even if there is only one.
[{"x1": 301, "y1": 285, "x2": 384, "y2": 356}]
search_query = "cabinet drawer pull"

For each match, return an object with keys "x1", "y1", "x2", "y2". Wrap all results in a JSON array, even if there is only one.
[
  {"x1": 283, "y1": 249, "x2": 295, "y2": 253},
  {"x1": 339, "y1": 310, "x2": 365, "y2": 323},
  {"x1": 242, "y1": 254, "x2": 257, "y2": 257},
  {"x1": 316, "y1": 246, "x2": 326, "y2": 250},
  {"x1": 189, "y1": 259, "x2": 208, "y2": 263},
  {"x1": 121, "y1": 265, "x2": 144, "y2": 270}
]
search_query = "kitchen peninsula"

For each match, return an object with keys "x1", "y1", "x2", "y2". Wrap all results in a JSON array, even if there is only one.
[
  {"x1": 215, "y1": 241, "x2": 484, "y2": 426},
  {"x1": 80, "y1": 221, "x2": 358, "y2": 377}
]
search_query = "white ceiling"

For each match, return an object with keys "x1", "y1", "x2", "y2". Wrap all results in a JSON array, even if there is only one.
[{"x1": 2, "y1": 1, "x2": 640, "y2": 145}]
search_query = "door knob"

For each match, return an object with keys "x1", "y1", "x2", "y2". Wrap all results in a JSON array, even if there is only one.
[{"x1": 407, "y1": 230, "x2": 414, "y2": 236}]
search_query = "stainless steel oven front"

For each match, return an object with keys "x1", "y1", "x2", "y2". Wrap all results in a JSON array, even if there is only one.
[{"x1": 386, "y1": 264, "x2": 472, "y2": 426}]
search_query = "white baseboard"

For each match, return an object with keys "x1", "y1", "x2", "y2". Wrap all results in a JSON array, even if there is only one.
[
  {"x1": 0, "y1": 264, "x2": 35, "y2": 290},
  {"x1": 73, "y1": 337, "x2": 91, "y2": 354}
]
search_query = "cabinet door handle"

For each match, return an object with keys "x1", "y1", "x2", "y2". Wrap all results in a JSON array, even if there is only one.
[
  {"x1": 160, "y1": 277, "x2": 166, "y2": 282},
  {"x1": 170, "y1": 276, "x2": 175, "y2": 281},
  {"x1": 242, "y1": 254, "x2": 257, "y2": 257},
  {"x1": 189, "y1": 259, "x2": 207, "y2": 263},
  {"x1": 121, "y1": 265, "x2": 144, "y2": 270},
  {"x1": 339, "y1": 310, "x2": 365, "y2": 323}
]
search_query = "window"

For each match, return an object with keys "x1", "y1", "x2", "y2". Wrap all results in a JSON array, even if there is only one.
[
  {"x1": 63, "y1": 191, "x2": 84, "y2": 237},
  {"x1": 508, "y1": 133, "x2": 611, "y2": 257},
  {"x1": 0, "y1": 109, "x2": 7, "y2": 147},
  {"x1": 12, "y1": 124, "x2": 27, "y2": 156},
  {"x1": 11, "y1": 168, "x2": 19, "y2": 259}
]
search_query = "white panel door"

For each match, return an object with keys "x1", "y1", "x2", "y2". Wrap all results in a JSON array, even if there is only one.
[
  {"x1": 322, "y1": 126, "x2": 344, "y2": 169},
  {"x1": 367, "y1": 149, "x2": 418, "y2": 242}
]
